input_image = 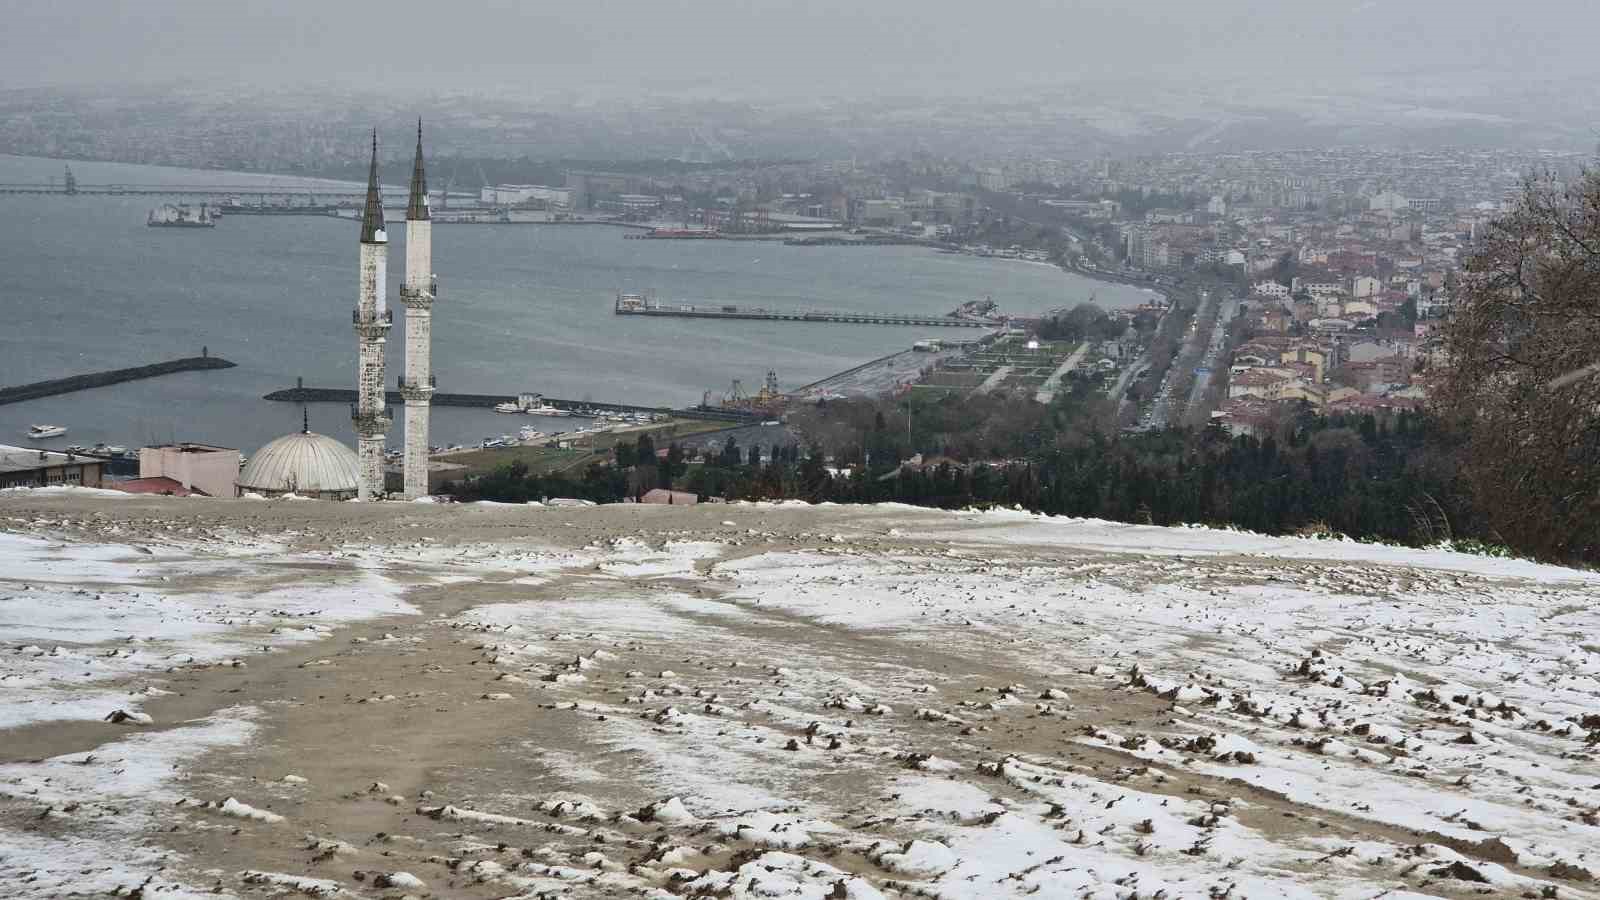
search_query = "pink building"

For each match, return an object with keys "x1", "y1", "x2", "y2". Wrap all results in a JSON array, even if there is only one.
[{"x1": 138, "y1": 443, "x2": 241, "y2": 498}]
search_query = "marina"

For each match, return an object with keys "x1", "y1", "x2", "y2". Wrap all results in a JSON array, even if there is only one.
[{"x1": 263, "y1": 385, "x2": 759, "y2": 422}]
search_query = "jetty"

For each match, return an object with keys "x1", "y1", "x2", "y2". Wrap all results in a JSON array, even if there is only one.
[
  {"x1": 614, "y1": 296, "x2": 997, "y2": 328},
  {"x1": 264, "y1": 386, "x2": 757, "y2": 423},
  {"x1": 0, "y1": 354, "x2": 235, "y2": 407}
]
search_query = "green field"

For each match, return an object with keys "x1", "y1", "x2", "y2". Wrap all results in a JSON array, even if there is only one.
[{"x1": 442, "y1": 419, "x2": 737, "y2": 478}]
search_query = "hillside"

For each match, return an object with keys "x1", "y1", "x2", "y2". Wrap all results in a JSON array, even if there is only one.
[{"x1": 1, "y1": 491, "x2": 1597, "y2": 898}]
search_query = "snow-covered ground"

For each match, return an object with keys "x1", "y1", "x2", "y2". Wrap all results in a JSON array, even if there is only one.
[
  {"x1": 0, "y1": 530, "x2": 417, "y2": 729},
  {"x1": 1, "y1": 493, "x2": 1597, "y2": 898}
]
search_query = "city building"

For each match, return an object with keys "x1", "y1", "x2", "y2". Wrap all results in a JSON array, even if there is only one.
[
  {"x1": 111, "y1": 477, "x2": 203, "y2": 496},
  {"x1": 0, "y1": 445, "x2": 104, "y2": 490},
  {"x1": 479, "y1": 184, "x2": 574, "y2": 210},
  {"x1": 595, "y1": 193, "x2": 662, "y2": 213},
  {"x1": 136, "y1": 443, "x2": 241, "y2": 498},
  {"x1": 976, "y1": 168, "x2": 1010, "y2": 191}
]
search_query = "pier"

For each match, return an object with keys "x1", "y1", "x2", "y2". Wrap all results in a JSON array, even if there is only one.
[
  {"x1": 614, "y1": 298, "x2": 997, "y2": 328},
  {"x1": 0, "y1": 180, "x2": 478, "y2": 210},
  {"x1": 263, "y1": 387, "x2": 758, "y2": 423},
  {"x1": 0, "y1": 355, "x2": 236, "y2": 407},
  {"x1": 0, "y1": 182, "x2": 374, "y2": 202}
]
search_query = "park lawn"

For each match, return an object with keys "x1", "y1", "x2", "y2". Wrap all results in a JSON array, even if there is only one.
[
  {"x1": 443, "y1": 419, "x2": 737, "y2": 477},
  {"x1": 447, "y1": 446, "x2": 592, "y2": 478}
]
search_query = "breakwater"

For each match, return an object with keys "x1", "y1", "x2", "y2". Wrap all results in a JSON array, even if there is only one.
[
  {"x1": 0, "y1": 355, "x2": 236, "y2": 406},
  {"x1": 263, "y1": 387, "x2": 756, "y2": 423}
]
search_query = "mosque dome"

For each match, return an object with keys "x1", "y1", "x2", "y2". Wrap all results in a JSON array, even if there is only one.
[{"x1": 236, "y1": 431, "x2": 361, "y2": 500}]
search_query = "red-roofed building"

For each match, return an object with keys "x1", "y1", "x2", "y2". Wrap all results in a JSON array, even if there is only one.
[
  {"x1": 1215, "y1": 398, "x2": 1278, "y2": 438},
  {"x1": 109, "y1": 476, "x2": 202, "y2": 496}
]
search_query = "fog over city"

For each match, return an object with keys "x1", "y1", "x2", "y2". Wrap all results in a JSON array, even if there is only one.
[
  {"x1": 7, "y1": 0, "x2": 1600, "y2": 898},
  {"x1": 5, "y1": 0, "x2": 1600, "y2": 98}
]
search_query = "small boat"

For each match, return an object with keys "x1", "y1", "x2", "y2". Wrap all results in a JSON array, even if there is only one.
[
  {"x1": 106, "y1": 445, "x2": 127, "y2": 455},
  {"x1": 527, "y1": 403, "x2": 572, "y2": 417},
  {"x1": 27, "y1": 424, "x2": 67, "y2": 439},
  {"x1": 494, "y1": 402, "x2": 524, "y2": 414},
  {"x1": 65, "y1": 444, "x2": 88, "y2": 453}
]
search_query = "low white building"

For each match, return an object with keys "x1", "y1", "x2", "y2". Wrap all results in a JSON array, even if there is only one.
[
  {"x1": 1293, "y1": 277, "x2": 1345, "y2": 299},
  {"x1": 480, "y1": 184, "x2": 574, "y2": 210}
]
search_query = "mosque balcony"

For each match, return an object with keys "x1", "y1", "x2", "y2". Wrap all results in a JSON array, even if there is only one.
[
  {"x1": 397, "y1": 375, "x2": 437, "y2": 400},
  {"x1": 349, "y1": 405, "x2": 392, "y2": 435},
  {"x1": 400, "y1": 283, "x2": 436, "y2": 308},
  {"x1": 352, "y1": 309, "x2": 393, "y2": 340}
]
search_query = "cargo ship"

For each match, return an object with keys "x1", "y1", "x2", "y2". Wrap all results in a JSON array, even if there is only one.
[{"x1": 147, "y1": 203, "x2": 216, "y2": 228}]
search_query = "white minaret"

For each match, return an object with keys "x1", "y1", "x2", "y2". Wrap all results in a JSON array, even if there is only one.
[
  {"x1": 400, "y1": 120, "x2": 436, "y2": 499},
  {"x1": 353, "y1": 130, "x2": 391, "y2": 500}
]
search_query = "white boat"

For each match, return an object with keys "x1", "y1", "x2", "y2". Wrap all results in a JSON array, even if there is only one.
[
  {"x1": 494, "y1": 402, "x2": 525, "y2": 414},
  {"x1": 527, "y1": 403, "x2": 572, "y2": 417},
  {"x1": 27, "y1": 424, "x2": 67, "y2": 439}
]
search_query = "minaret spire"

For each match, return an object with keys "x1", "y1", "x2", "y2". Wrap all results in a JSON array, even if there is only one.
[
  {"x1": 352, "y1": 127, "x2": 392, "y2": 500},
  {"x1": 399, "y1": 119, "x2": 438, "y2": 499},
  {"x1": 407, "y1": 118, "x2": 430, "y2": 221},
  {"x1": 360, "y1": 129, "x2": 386, "y2": 243}
]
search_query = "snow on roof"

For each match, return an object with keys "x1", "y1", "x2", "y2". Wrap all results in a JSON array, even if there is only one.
[{"x1": 0, "y1": 444, "x2": 102, "y2": 474}]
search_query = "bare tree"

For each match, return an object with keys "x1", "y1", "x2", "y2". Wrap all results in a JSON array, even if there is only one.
[{"x1": 1439, "y1": 171, "x2": 1600, "y2": 562}]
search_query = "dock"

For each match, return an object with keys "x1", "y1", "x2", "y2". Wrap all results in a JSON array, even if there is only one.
[
  {"x1": 263, "y1": 387, "x2": 757, "y2": 423},
  {"x1": 615, "y1": 298, "x2": 997, "y2": 329},
  {"x1": 0, "y1": 355, "x2": 236, "y2": 407}
]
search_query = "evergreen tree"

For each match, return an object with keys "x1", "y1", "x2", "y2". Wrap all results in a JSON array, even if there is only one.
[{"x1": 719, "y1": 436, "x2": 741, "y2": 468}]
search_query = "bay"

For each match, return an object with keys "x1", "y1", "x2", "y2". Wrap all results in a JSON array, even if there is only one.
[{"x1": 0, "y1": 153, "x2": 1153, "y2": 455}]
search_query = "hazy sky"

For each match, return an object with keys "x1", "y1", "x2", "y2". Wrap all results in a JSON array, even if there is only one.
[{"x1": 4, "y1": 0, "x2": 1598, "y2": 97}]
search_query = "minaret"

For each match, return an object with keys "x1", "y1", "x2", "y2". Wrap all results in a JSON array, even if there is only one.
[
  {"x1": 353, "y1": 130, "x2": 391, "y2": 500},
  {"x1": 400, "y1": 119, "x2": 436, "y2": 499}
]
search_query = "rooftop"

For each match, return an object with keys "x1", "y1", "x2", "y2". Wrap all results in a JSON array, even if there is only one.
[
  {"x1": 108, "y1": 476, "x2": 202, "y2": 496},
  {"x1": 0, "y1": 444, "x2": 101, "y2": 475},
  {"x1": 147, "y1": 442, "x2": 237, "y2": 454}
]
